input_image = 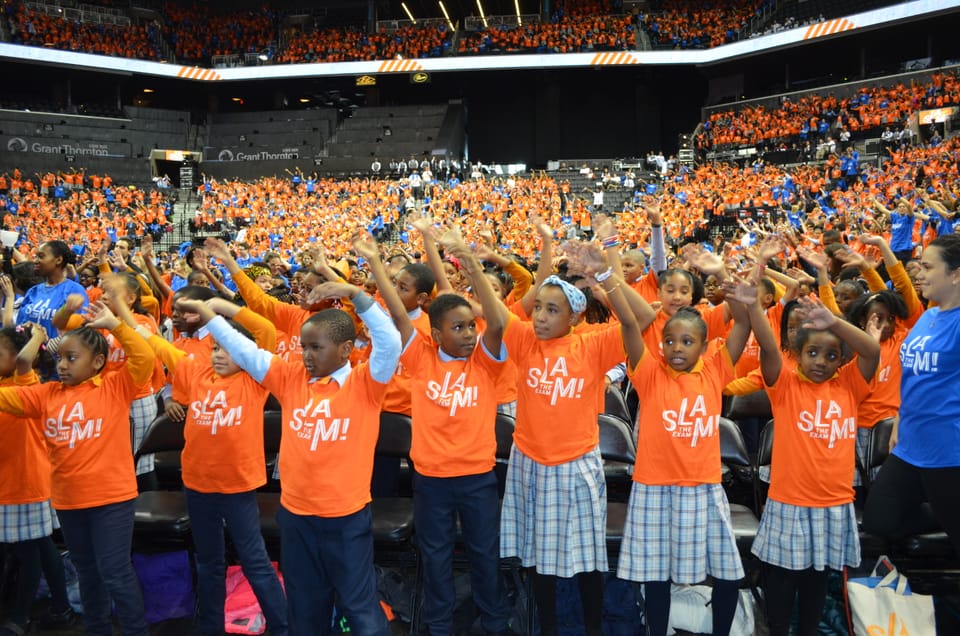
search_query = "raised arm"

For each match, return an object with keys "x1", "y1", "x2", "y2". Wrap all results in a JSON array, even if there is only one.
[
  {"x1": 85, "y1": 302, "x2": 155, "y2": 386},
  {"x1": 520, "y1": 215, "x2": 555, "y2": 316},
  {"x1": 352, "y1": 231, "x2": 414, "y2": 345},
  {"x1": 138, "y1": 235, "x2": 173, "y2": 300},
  {"x1": 802, "y1": 295, "x2": 880, "y2": 382},
  {"x1": 440, "y1": 231, "x2": 508, "y2": 354},
  {"x1": 0, "y1": 275, "x2": 16, "y2": 328},
  {"x1": 411, "y1": 217, "x2": 453, "y2": 294}
]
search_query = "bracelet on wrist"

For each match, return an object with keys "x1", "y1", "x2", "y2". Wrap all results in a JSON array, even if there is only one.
[
  {"x1": 650, "y1": 224, "x2": 662, "y2": 228},
  {"x1": 602, "y1": 281, "x2": 622, "y2": 294},
  {"x1": 594, "y1": 267, "x2": 614, "y2": 283},
  {"x1": 601, "y1": 234, "x2": 621, "y2": 249}
]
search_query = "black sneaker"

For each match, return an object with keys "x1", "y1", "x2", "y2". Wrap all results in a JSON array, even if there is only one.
[{"x1": 36, "y1": 607, "x2": 76, "y2": 629}]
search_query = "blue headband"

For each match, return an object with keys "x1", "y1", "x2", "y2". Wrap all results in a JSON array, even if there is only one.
[{"x1": 541, "y1": 275, "x2": 587, "y2": 314}]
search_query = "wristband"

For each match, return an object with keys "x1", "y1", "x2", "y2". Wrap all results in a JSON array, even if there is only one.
[
  {"x1": 601, "y1": 234, "x2": 621, "y2": 249},
  {"x1": 650, "y1": 224, "x2": 662, "y2": 228},
  {"x1": 594, "y1": 267, "x2": 614, "y2": 283}
]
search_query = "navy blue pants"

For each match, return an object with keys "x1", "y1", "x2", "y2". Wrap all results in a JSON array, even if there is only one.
[
  {"x1": 277, "y1": 503, "x2": 390, "y2": 636},
  {"x1": 57, "y1": 499, "x2": 148, "y2": 636},
  {"x1": 185, "y1": 488, "x2": 288, "y2": 636},
  {"x1": 413, "y1": 470, "x2": 511, "y2": 635}
]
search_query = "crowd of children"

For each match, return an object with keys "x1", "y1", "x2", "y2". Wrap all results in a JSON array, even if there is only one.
[
  {"x1": 4, "y1": 0, "x2": 844, "y2": 65},
  {"x1": 0, "y1": 145, "x2": 959, "y2": 636}
]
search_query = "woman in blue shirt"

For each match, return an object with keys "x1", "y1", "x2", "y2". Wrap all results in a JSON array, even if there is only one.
[
  {"x1": 16, "y1": 240, "x2": 87, "y2": 337},
  {"x1": 863, "y1": 233, "x2": 960, "y2": 559}
]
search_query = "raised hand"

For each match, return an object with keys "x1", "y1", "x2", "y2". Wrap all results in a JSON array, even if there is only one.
[
  {"x1": 757, "y1": 235, "x2": 787, "y2": 264},
  {"x1": 592, "y1": 213, "x2": 616, "y2": 241},
  {"x1": 306, "y1": 281, "x2": 358, "y2": 306},
  {"x1": 63, "y1": 293, "x2": 87, "y2": 314},
  {"x1": 140, "y1": 234, "x2": 154, "y2": 260},
  {"x1": 84, "y1": 301, "x2": 120, "y2": 331},
  {"x1": 796, "y1": 246, "x2": 828, "y2": 270},
  {"x1": 641, "y1": 196, "x2": 662, "y2": 226},
  {"x1": 722, "y1": 276, "x2": 759, "y2": 305},
  {"x1": 0, "y1": 274, "x2": 14, "y2": 300},
  {"x1": 865, "y1": 313, "x2": 883, "y2": 342},
  {"x1": 682, "y1": 243, "x2": 725, "y2": 276},
  {"x1": 350, "y1": 230, "x2": 379, "y2": 262},
  {"x1": 106, "y1": 249, "x2": 126, "y2": 272},
  {"x1": 833, "y1": 245, "x2": 867, "y2": 269},
  {"x1": 202, "y1": 238, "x2": 232, "y2": 264},
  {"x1": 798, "y1": 296, "x2": 837, "y2": 330}
]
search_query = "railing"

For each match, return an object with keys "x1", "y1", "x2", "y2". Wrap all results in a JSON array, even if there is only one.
[
  {"x1": 24, "y1": 1, "x2": 131, "y2": 26},
  {"x1": 376, "y1": 17, "x2": 452, "y2": 32},
  {"x1": 462, "y1": 14, "x2": 542, "y2": 31}
]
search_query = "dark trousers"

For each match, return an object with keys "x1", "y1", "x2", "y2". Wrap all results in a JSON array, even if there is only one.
[
  {"x1": 412, "y1": 470, "x2": 510, "y2": 635},
  {"x1": 57, "y1": 499, "x2": 148, "y2": 636},
  {"x1": 184, "y1": 488, "x2": 288, "y2": 636},
  {"x1": 862, "y1": 453, "x2": 960, "y2": 557},
  {"x1": 8, "y1": 535, "x2": 70, "y2": 625},
  {"x1": 277, "y1": 504, "x2": 390, "y2": 636}
]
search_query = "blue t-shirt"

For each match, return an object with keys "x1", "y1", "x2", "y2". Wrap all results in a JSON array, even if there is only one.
[
  {"x1": 889, "y1": 212, "x2": 913, "y2": 252},
  {"x1": 895, "y1": 306, "x2": 960, "y2": 467},
  {"x1": 17, "y1": 279, "x2": 88, "y2": 338}
]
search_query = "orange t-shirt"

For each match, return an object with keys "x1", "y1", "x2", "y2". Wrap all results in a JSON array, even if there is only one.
[
  {"x1": 504, "y1": 317, "x2": 625, "y2": 465},
  {"x1": 766, "y1": 363, "x2": 871, "y2": 507},
  {"x1": 0, "y1": 323, "x2": 153, "y2": 509},
  {"x1": 402, "y1": 331, "x2": 503, "y2": 478},
  {"x1": 233, "y1": 272, "x2": 307, "y2": 359},
  {"x1": 630, "y1": 269, "x2": 660, "y2": 304},
  {"x1": 734, "y1": 301, "x2": 785, "y2": 378},
  {"x1": 856, "y1": 332, "x2": 905, "y2": 429},
  {"x1": 0, "y1": 370, "x2": 49, "y2": 505},
  {"x1": 262, "y1": 358, "x2": 388, "y2": 517},
  {"x1": 380, "y1": 310, "x2": 432, "y2": 416},
  {"x1": 643, "y1": 305, "x2": 730, "y2": 358},
  {"x1": 629, "y1": 345, "x2": 734, "y2": 486},
  {"x1": 173, "y1": 355, "x2": 269, "y2": 493}
]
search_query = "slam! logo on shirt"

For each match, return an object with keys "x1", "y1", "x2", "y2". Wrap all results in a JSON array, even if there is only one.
[
  {"x1": 526, "y1": 357, "x2": 585, "y2": 405},
  {"x1": 426, "y1": 371, "x2": 478, "y2": 416},
  {"x1": 901, "y1": 335, "x2": 939, "y2": 376},
  {"x1": 190, "y1": 389, "x2": 243, "y2": 434},
  {"x1": 797, "y1": 399, "x2": 856, "y2": 448},
  {"x1": 290, "y1": 397, "x2": 350, "y2": 451},
  {"x1": 661, "y1": 395, "x2": 718, "y2": 447},
  {"x1": 45, "y1": 402, "x2": 103, "y2": 449}
]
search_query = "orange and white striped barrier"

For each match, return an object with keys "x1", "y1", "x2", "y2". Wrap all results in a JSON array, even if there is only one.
[
  {"x1": 803, "y1": 18, "x2": 856, "y2": 40},
  {"x1": 377, "y1": 59, "x2": 424, "y2": 72},
  {"x1": 176, "y1": 66, "x2": 222, "y2": 80},
  {"x1": 590, "y1": 51, "x2": 639, "y2": 66}
]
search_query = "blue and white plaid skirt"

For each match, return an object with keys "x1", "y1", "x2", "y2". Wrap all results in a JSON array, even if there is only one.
[
  {"x1": 500, "y1": 446, "x2": 607, "y2": 577},
  {"x1": 0, "y1": 500, "x2": 59, "y2": 542},
  {"x1": 617, "y1": 483, "x2": 744, "y2": 583},
  {"x1": 131, "y1": 393, "x2": 158, "y2": 475},
  {"x1": 751, "y1": 499, "x2": 860, "y2": 571}
]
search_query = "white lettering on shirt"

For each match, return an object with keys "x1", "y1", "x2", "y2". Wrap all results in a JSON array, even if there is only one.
[
  {"x1": 290, "y1": 398, "x2": 350, "y2": 449},
  {"x1": 526, "y1": 356, "x2": 585, "y2": 405},
  {"x1": 796, "y1": 399, "x2": 856, "y2": 448},
  {"x1": 189, "y1": 389, "x2": 243, "y2": 435},
  {"x1": 901, "y1": 335, "x2": 939, "y2": 375},
  {"x1": 662, "y1": 395, "x2": 717, "y2": 447},
  {"x1": 426, "y1": 371, "x2": 479, "y2": 416},
  {"x1": 44, "y1": 402, "x2": 103, "y2": 448}
]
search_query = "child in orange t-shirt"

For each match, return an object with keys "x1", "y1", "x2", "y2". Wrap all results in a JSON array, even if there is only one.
[
  {"x1": 0, "y1": 302, "x2": 156, "y2": 636},
  {"x1": 617, "y1": 267, "x2": 753, "y2": 636},
  {"x1": 0, "y1": 324, "x2": 73, "y2": 633},
  {"x1": 132, "y1": 296, "x2": 289, "y2": 636},
  {"x1": 356, "y1": 230, "x2": 514, "y2": 635},
  {"x1": 749, "y1": 295, "x2": 879, "y2": 636},
  {"x1": 500, "y1": 239, "x2": 655, "y2": 636},
  {"x1": 190, "y1": 277, "x2": 401, "y2": 636}
]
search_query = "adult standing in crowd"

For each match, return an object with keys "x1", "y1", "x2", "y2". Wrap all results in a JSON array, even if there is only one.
[{"x1": 864, "y1": 234, "x2": 960, "y2": 559}]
